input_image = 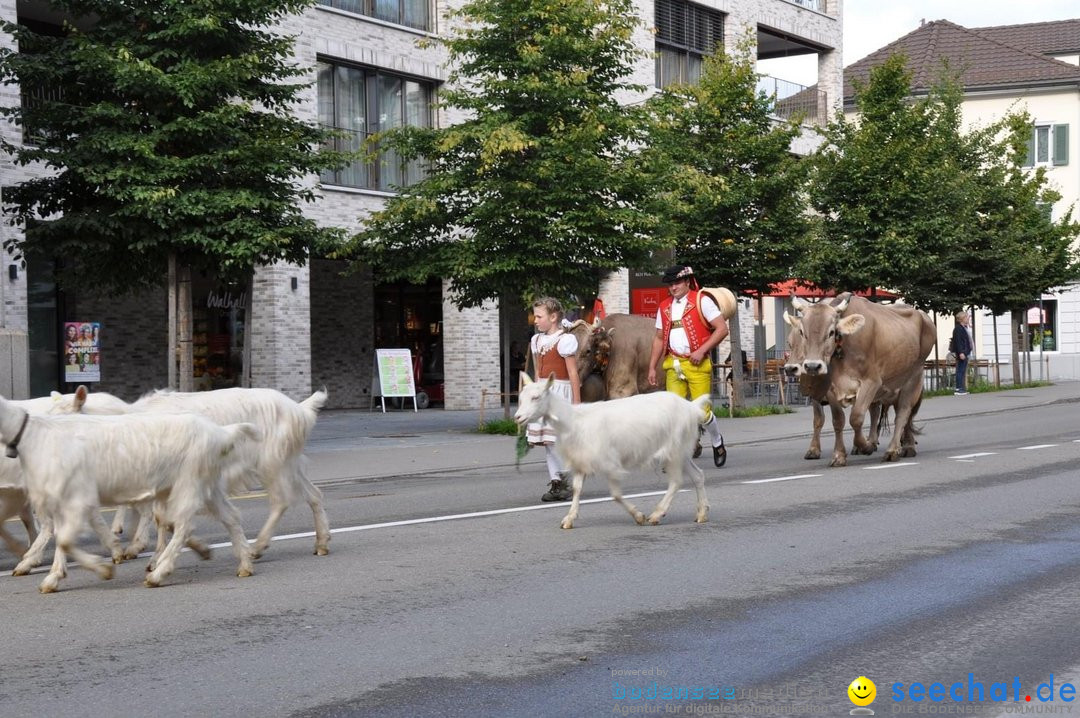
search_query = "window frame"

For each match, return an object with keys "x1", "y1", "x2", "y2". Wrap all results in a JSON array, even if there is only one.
[
  {"x1": 1024, "y1": 122, "x2": 1069, "y2": 168},
  {"x1": 316, "y1": 0, "x2": 432, "y2": 33},
  {"x1": 317, "y1": 59, "x2": 435, "y2": 191},
  {"x1": 654, "y1": 0, "x2": 724, "y2": 89}
]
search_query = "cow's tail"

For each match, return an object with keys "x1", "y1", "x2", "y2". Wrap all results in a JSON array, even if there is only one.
[{"x1": 877, "y1": 405, "x2": 891, "y2": 437}]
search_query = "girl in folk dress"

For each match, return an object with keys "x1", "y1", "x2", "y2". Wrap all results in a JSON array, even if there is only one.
[{"x1": 527, "y1": 297, "x2": 582, "y2": 502}]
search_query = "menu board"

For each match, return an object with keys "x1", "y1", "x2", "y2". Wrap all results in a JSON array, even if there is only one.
[{"x1": 372, "y1": 348, "x2": 417, "y2": 412}]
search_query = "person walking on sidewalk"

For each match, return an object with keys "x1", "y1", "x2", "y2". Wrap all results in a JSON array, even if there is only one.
[
  {"x1": 951, "y1": 310, "x2": 974, "y2": 395},
  {"x1": 647, "y1": 265, "x2": 729, "y2": 467},
  {"x1": 526, "y1": 297, "x2": 582, "y2": 502}
]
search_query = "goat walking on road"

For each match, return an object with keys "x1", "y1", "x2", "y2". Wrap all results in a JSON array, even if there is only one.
[{"x1": 514, "y1": 373, "x2": 712, "y2": 530}]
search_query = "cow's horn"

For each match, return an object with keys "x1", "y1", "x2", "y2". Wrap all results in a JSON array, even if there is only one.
[{"x1": 791, "y1": 295, "x2": 810, "y2": 311}]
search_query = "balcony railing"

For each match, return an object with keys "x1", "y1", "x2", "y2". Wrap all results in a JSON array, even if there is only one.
[{"x1": 757, "y1": 75, "x2": 828, "y2": 127}]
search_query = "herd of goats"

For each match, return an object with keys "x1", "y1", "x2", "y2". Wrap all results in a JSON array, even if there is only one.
[
  {"x1": 0, "y1": 385, "x2": 328, "y2": 593},
  {"x1": 0, "y1": 292, "x2": 938, "y2": 594}
]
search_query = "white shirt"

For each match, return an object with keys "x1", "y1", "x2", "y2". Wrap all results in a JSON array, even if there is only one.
[
  {"x1": 655, "y1": 294, "x2": 721, "y2": 356},
  {"x1": 530, "y1": 331, "x2": 579, "y2": 361}
]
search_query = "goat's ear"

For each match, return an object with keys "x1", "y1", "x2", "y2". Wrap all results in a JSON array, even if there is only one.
[
  {"x1": 74, "y1": 384, "x2": 88, "y2": 409},
  {"x1": 545, "y1": 372, "x2": 556, "y2": 390},
  {"x1": 519, "y1": 371, "x2": 533, "y2": 387},
  {"x1": 50, "y1": 390, "x2": 62, "y2": 401}
]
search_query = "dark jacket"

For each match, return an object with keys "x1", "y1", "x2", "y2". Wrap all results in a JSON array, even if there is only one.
[{"x1": 950, "y1": 324, "x2": 973, "y2": 356}]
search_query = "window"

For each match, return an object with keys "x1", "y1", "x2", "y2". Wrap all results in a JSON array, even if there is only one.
[
  {"x1": 318, "y1": 0, "x2": 430, "y2": 31},
  {"x1": 654, "y1": 0, "x2": 724, "y2": 88},
  {"x1": 317, "y1": 61, "x2": 433, "y2": 190},
  {"x1": 1024, "y1": 124, "x2": 1068, "y2": 167},
  {"x1": 1026, "y1": 300, "x2": 1057, "y2": 352}
]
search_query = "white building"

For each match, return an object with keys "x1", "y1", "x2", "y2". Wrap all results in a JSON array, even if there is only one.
[
  {"x1": 844, "y1": 19, "x2": 1080, "y2": 381},
  {"x1": 1, "y1": 0, "x2": 843, "y2": 407}
]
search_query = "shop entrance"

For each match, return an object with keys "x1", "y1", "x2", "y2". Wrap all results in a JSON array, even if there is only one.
[{"x1": 374, "y1": 278, "x2": 443, "y2": 404}]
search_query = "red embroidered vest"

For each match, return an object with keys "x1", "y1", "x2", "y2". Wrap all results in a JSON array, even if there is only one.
[
  {"x1": 660, "y1": 290, "x2": 713, "y2": 358},
  {"x1": 534, "y1": 335, "x2": 570, "y2": 380}
]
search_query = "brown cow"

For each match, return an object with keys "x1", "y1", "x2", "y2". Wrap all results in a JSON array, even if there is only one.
[
  {"x1": 572, "y1": 314, "x2": 664, "y2": 400},
  {"x1": 783, "y1": 294, "x2": 935, "y2": 466}
]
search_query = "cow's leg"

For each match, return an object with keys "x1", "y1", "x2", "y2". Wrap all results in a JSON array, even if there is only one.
[
  {"x1": 805, "y1": 401, "x2": 825, "y2": 460},
  {"x1": 828, "y1": 403, "x2": 848, "y2": 467},
  {"x1": 865, "y1": 403, "x2": 883, "y2": 453},
  {"x1": 899, "y1": 394, "x2": 923, "y2": 458},
  {"x1": 648, "y1": 458, "x2": 684, "y2": 525},
  {"x1": 849, "y1": 384, "x2": 881, "y2": 455},
  {"x1": 886, "y1": 381, "x2": 923, "y2": 461},
  {"x1": 560, "y1": 471, "x2": 591, "y2": 529}
]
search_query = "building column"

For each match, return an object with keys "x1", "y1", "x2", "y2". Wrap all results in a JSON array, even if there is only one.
[
  {"x1": 249, "y1": 261, "x2": 312, "y2": 400},
  {"x1": 817, "y1": 46, "x2": 843, "y2": 119},
  {"x1": 441, "y1": 280, "x2": 500, "y2": 410},
  {"x1": 598, "y1": 268, "x2": 630, "y2": 315}
]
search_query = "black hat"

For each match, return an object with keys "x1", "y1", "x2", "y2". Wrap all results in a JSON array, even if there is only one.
[{"x1": 661, "y1": 265, "x2": 695, "y2": 284}]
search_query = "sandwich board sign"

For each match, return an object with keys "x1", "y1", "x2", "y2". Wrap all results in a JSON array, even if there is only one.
[{"x1": 371, "y1": 348, "x2": 417, "y2": 412}]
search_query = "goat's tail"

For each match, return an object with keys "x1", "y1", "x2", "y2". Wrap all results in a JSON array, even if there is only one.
[
  {"x1": 692, "y1": 394, "x2": 712, "y2": 423},
  {"x1": 224, "y1": 422, "x2": 263, "y2": 446},
  {"x1": 300, "y1": 388, "x2": 329, "y2": 418}
]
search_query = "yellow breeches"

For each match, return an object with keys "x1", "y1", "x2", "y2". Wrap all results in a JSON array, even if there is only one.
[{"x1": 662, "y1": 355, "x2": 714, "y2": 421}]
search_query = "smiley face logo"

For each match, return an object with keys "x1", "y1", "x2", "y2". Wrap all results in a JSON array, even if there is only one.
[{"x1": 848, "y1": 676, "x2": 876, "y2": 707}]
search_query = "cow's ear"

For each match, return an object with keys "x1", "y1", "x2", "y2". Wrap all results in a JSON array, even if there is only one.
[
  {"x1": 606, "y1": 328, "x2": 616, "y2": 338},
  {"x1": 783, "y1": 311, "x2": 800, "y2": 329},
  {"x1": 520, "y1": 371, "x2": 534, "y2": 387},
  {"x1": 837, "y1": 314, "x2": 865, "y2": 336}
]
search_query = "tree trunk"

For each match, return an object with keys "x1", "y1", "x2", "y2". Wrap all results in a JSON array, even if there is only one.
[
  {"x1": 178, "y1": 262, "x2": 194, "y2": 392},
  {"x1": 1010, "y1": 310, "x2": 1022, "y2": 385},
  {"x1": 728, "y1": 303, "x2": 746, "y2": 410},
  {"x1": 992, "y1": 314, "x2": 1000, "y2": 388},
  {"x1": 501, "y1": 291, "x2": 512, "y2": 420},
  {"x1": 168, "y1": 254, "x2": 178, "y2": 390}
]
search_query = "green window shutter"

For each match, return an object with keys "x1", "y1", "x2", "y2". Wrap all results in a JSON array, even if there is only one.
[
  {"x1": 1052, "y1": 124, "x2": 1069, "y2": 166},
  {"x1": 1024, "y1": 127, "x2": 1035, "y2": 166}
]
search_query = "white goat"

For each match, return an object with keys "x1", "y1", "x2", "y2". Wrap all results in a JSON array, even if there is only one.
[
  {"x1": 0, "y1": 394, "x2": 259, "y2": 592},
  {"x1": 62, "y1": 385, "x2": 330, "y2": 557},
  {"x1": 514, "y1": 373, "x2": 712, "y2": 529}
]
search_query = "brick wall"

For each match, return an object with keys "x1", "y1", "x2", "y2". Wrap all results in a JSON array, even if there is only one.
[
  {"x1": 310, "y1": 258, "x2": 375, "y2": 408},
  {"x1": 441, "y1": 281, "x2": 500, "y2": 410}
]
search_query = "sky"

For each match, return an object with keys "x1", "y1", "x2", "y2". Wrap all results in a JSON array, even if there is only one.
[{"x1": 761, "y1": 0, "x2": 1080, "y2": 87}]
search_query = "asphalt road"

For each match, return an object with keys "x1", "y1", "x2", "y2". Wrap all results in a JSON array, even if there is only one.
[{"x1": 1, "y1": 397, "x2": 1079, "y2": 718}]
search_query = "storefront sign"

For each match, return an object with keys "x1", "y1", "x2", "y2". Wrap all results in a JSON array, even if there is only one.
[
  {"x1": 63, "y1": 321, "x2": 101, "y2": 383},
  {"x1": 206, "y1": 290, "x2": 247, "y2": 311}
]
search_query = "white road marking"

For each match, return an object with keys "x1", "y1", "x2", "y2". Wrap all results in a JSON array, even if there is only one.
[
  {"x1": 863, "y1": 462, "x2": 918, "y2": 470},
  {"x1": 742, "y1": 474, "x2": 823, "y2": 485},
  {"x1": 955, "y1": 459, "x2": 975, "y2": 463},
  {"x1": 948, "y1": 452, "x2": 997, "y2": 459},
  {"x1": 1017, "y1": 444, "x2": 1058, "y2": 451}
]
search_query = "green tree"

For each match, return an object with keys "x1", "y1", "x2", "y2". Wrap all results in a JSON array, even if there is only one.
[
  {"x1": 345, "y1": 0, "x2": 663, "y2": 310},
  {"x1": 806, "y1": 55, "x2": 971, "y2": 299},
  {"x1": 0, "y1": 0, "x2": 349, "y2": 387},
  {"x1": 642, "y1": 42, "x2": 811, "y2": 404}
]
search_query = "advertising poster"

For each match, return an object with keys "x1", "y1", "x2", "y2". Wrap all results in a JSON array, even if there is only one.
[{"x1": 63, "y1": 321, "x2": 101, "y2": 383}]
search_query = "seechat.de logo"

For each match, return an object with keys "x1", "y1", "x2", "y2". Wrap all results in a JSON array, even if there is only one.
[{"x1": 848, "y1": 676, "x2": 877, "y2": 715}]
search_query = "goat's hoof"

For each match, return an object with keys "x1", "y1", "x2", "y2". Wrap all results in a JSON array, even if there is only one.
[
  {"x1": 144, "y1": 577, "x2": 161, "y2": 588},
  {"x1": 695, "y1": 515, "x2": 709, "y2": 523},
  {"x1": 145, "y1": 562, "x2": 156, "y2": 573},
  {"x1": 632, "y1": 513, "x2": 647, "y2": 525},
  {"x1": 647, "y1": 512, "x2": 664, "y2": 525},
  {"x1": 39, "y1": 581, "x2": 59, "y2": 594},
  {"x1": 97, "y1": 564, "x2": 114, "y2": 580},
  {"x1": 314, "y1": 546, "x2": 329, "y2": 556},
  {"x1": 560, "y1": 520, "x2": 574, "y2": 530},
  {"x1": 237, "y1": 567, "x2": 254, "y2": 578},
  {"x1": 12, "y1": 565, "x2": 31, "y2": 577}
]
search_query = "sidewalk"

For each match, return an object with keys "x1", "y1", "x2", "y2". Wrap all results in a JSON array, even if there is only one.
[{"x1": 304, "y1": 381, "x2": 1080, "y2": 483}]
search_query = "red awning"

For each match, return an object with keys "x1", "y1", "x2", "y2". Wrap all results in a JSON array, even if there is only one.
[{"x1": 746, "y1": 279, "x2": 898, "y2": 300}]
